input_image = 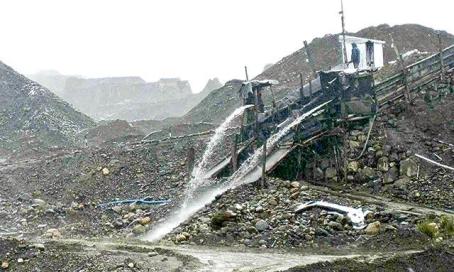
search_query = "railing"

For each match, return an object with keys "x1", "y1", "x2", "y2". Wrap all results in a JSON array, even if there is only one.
[{"x1": 374, "y1": 44, "x2": 454, "y2": 104}]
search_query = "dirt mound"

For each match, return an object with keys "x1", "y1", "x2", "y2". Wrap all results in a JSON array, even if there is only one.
[
  {"x1": 0, "y1": 61, "x2": 95, "y2": 156},
  {"x1": 83, "y1": 119, "x2": 144, "y2": 146}
]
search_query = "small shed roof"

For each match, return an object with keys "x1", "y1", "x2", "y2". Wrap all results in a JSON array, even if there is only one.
[{"x1": 339, "y1": 35, "x2": 386, "y2": 45}]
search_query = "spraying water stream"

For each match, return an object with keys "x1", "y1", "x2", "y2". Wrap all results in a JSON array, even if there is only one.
[
  {"x1": 144, "y1": 105, "x2": 252, "y2": 242},
  {"x1": 187, "y1": 105, "x2": 253, "y2": 196},
  {"x1": 143, "y1": 101, "x2": 331, "y2": 242}
]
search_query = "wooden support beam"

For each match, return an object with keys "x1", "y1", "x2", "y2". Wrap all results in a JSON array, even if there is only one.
[
  {"x1": 309, "y1": 79, "x2": 313, "y2": 99},
  {"x1": 254, "y1": 87, "x2": 259, "y2": 145},
  {"x1": 269, "y1": 85, "x2": 277, "y2": 109},
  {"x1": 339, "y1": 0, "x2": 349, "y2": 65},
  {"x1": 296, "y1": 147, "x2": 302, "y2": 180},
  {"x1": 299, "y1": 73, "x2": 304, "y2": 100},
  {"x1": 438, "y1": 31, "x2": 445, "y2": 81},
  {"x1": 186, "y1": 147, "x2": 195, "y2": 178},
  {"x1": 231, "y1": 134, "x2": 239, "y2": 172},
  {"x1": 261, "y1": 139, "x2": 267, "y2": 187}
]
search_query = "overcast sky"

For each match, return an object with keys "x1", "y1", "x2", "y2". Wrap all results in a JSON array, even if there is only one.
[{"x1": 0, "y1": 0, "x2": 453, "y2": 92}]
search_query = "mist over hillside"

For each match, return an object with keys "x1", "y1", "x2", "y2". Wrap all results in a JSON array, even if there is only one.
[{"x1": 28, "y1": 73, "x2": 223, "y2": 121}]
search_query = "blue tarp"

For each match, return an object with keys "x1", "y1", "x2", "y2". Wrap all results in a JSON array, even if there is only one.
[{"x1": 99, "y1": 197, "x2": 170, "y2": 208}]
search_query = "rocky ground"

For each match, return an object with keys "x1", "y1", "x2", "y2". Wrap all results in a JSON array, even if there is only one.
[
  {"x1": 0, "y1": 137, "x2": 202, "y2": 240},
  {"x1": 0, "y1": 237, "x2": 201, "y2": 272},
  {"x1": 167, "y1": 178, "x2": 436, "y2": 249},
  {"x1": 0, "y1": 125, "x2": 240, "y2": 242},
  {"x1": 322, "y1": 90, "x2": 454, "y2": 211},
  {"x1": 284, "y1": 246, "x2": 454, "y2": 272},
  {"x1": 1, "y1": 87, "x2": 453, "y2": 271}
]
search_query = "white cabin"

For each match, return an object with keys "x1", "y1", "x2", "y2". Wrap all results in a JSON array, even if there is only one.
[{"x1": 338, "y1": 35, "x2": 386, "y2": 70}]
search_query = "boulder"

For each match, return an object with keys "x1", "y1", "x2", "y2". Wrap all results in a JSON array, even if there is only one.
[
  {"x1": 383, "y1": 167, "x2": 398, "y2": 184},
  {"x1": 347, "y1": 161, "x2": 359, "y2": 173},
  {"x1": 365, "y1": 221, "x2": 381, "y2": 235},
  {"x1": 223, "y1": 210, "x2": 237, "y2": 218},
  {"x1": 349, "y1": 140, "x2": 361, "y2": 149},
  {"x1": 32, "y1": 198, "x2": 47, "y2": 209},
  {"x1": 328, "y1": 221, "x2": 343, "y2": 231},
  {"x1": 359, "y1": 166, "x2": 376, "y2": 181},
  {"x1": 255, "y1": 206, "x2": 264, "y2": 213},
  {"x1": 44, "y1": 228, "x2": 62, "y2": 239},
  {"x1": 102, "y1": 167, "x2": 110, "y2": 175},
  {"x1": 175, "y1": 233, "x2": 187, "y2": 242},
  {"x1": 314, "y1": 167, "x2": 324, "y2": 180},
  {"x1": 325, "y1": 167, "x2": 337, "y2": 179},
  {"x1": 290, "y1": 181, "x2": 300, "y2": 188},
  {"x1": 255, "y1": 220, "x2": 269, "y2": 232},
  {"x1": 268, "y1": 198, "x2": 278, "y2": 206},
  {"x1": 290, "y1": 191, "x2": 300, "y2": 200},
  {"x1": 400, "y1": 158, "x2": 418, "y2": 177},
  {"x1": 377, "y1": 157, "x2": 389, "y2": 172},
  {"x1": 393, "y1": 177, "x2": 411, "y2": 190},
  {"x1": 132, "y1": 224, "x2": 146, "y2": 235},
  {"x1": 315, "y1": 228, "x2": 330, "y2": 237},
  {"x1": 138, "y1": 216, "x2": 152, "y2": 225},
  {"x1": 211, "y1": 211, "x2": 235, "y2": 227},
  {"x1": 234, "y1": 204, "x2": 243, "y2": 211},
  {"x1": 320, "y1": 159, "x2": 330, "y2": 170}
]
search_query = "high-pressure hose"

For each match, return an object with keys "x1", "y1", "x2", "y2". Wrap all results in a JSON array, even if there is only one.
[{"x1": 348, "y1": 114, "x2": 377, "y2": 161}]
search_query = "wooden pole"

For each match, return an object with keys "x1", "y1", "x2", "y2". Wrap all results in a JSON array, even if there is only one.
[
  {"x1": 309, "y1": 79, "x2": 313, "y2": 99},
  {"x1": 186, "y1": 147, "x2": 195, "y2": 178},
  {"x1": 340, "y1": 0, "x2": 349, "y2": 65},
  {"x1": 296, "y1": 147, "x2": 302, "y2": 180},
  {"x1": 438, "y1": 31, "x2": 445, "y2": 81},
  {"x1": 241, "y1": 66, "x2": 249, "y2": 142},
  {"x1": 254, "y1": 87, "x2": 259, "y2": 143},
  {"x1": 303, "y1": 41, "x2": 316, "y2": 99},
  {"x1": 269, "y1": 85, "x2": 277, "y2": 109},
  {"x1": 299, "y1": 73, "x2": 304, "y2": 100},
  {"x1": 244, "y1": 66, "x2": 249, "y2": 81},
  {"x1": 231, "y1": 134, "x2": 238, "y2": 171},
  {"x1": 261, "y1": 139, "x2": 267, "y2": 187},
  {"x1": 390, "y1": 35, "x2": 411, "y2": 104}
]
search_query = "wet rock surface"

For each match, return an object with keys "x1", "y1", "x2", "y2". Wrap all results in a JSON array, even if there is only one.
[{"x1": 166, "y1": 178, "x2": 433, "y2": 251}]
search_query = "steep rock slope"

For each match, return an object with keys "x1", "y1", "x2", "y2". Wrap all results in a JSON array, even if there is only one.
[
  {"x1": 0, "y1": 62, "x2": 95, "y2": 155},
  {"x1": 200, "y1": 78, "x2": 223, "y2": 96},
  {"x1": 184, "y1": 24, "x2": 454, "y2": 124},
  {"x1": 183, "y1": 80, "x2": 243, "y2": 123}
]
